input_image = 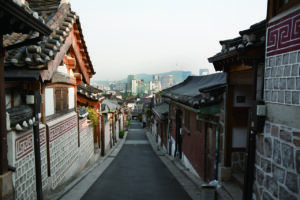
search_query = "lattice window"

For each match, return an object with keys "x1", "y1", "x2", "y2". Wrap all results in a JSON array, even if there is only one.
[{"x1": 55, "y1": 87, "x2": 69, "y2": 113}]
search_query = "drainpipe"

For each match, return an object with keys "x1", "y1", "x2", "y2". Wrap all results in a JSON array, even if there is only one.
[
  {"x1": 197, "y1": 116, "x2": 220, "y2": 180},
  {"x1": 166, "y1": 113, "x2": 171, "y2": 155},
  {"x1": 33, "y1": 90, "x2": 43, "y2": 200}
]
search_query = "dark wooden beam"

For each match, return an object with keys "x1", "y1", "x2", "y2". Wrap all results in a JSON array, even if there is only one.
[{"x1": 0, "y1": 33, "x2": 8, "y2": 175}]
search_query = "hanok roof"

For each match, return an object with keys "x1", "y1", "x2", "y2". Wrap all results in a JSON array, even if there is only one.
[
  {"x1": 3, "y1": 0, "x2": 95, "y2": 81},
  {"x1": 77, "y1": 83, "x2": 103, "y2": 101},
  {"x1": 0, "y1": 0, "x2": 51, "y2": 35},
  {"x1": 152, "y1": 103, "x2": 169, "y2": 120},
  {"x1": 162, "y1": 73, "x2": 226, "y2": 108},
  {"x1": 101, "y1": 99, "x2": 121, "y2": 113},
  {"x1": 208, "y1": 20, "x2": 266, "y2": 71}
]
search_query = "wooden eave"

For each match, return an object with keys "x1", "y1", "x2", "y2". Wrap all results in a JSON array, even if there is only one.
[
  {"x1": 208, "y1": 44, "x2": 265, "y2": 72},
  {"x1": 77, "y1": 94, "x2": 100, "y2": 109}
]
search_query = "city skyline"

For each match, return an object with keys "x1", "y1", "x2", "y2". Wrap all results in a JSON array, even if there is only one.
[{"x1": 71, "y1": 0, "x2": 267, "y2": 81}]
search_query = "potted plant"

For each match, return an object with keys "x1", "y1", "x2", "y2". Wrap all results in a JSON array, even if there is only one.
[{"x1": 119, "y1": 130, "x2": 125, "y2": 139}]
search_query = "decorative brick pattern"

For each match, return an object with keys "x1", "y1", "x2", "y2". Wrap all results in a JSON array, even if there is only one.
[
  {"x1": 79, "y1": 118, "x2": 94, "y2": 166},
  {"x1": 47, "y1": 112, "x2": 78, "y2": 189},
  {"x1": 7, "y1": 125, "x2": 47, "y2": 200},
  {"x1": 255, "y1": 122, "x2": 300, "y2": 199},
  {"x1": 265, "y1": 50, "x2": 300, "y2": 106},
  {"x1": 266, "y1": 9, "x2": 300, "y2": 56}
]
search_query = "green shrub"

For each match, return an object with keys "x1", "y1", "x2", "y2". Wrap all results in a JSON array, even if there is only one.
[
  {"x1": 86, "y1": 107, "x2": 98, "y2": 126},
  {"x1": 146, "y1": 109, "x2": 152, "y2": 117},
  {"x1": 119, "y1": 130, "x2": 125, "y2": 138}
]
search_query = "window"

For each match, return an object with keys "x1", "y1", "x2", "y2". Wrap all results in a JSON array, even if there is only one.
[
  {"x1": 45, "y1": 86, "x2": 74, "y2": 118},
  {"x1": 55, "y1": 87, "x2": 68, "y2": 113},
  {"x1": 184, "y1": 110, "x2": 190, "y2": 130}
]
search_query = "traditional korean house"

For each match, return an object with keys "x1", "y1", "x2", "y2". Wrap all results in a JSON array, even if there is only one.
[
  {"x1": 208, "y1": 21, "x2": 266, "y2": 199},
  {"x1": 77, "y1": 83, "x2": 104, "y2": 152},
  {"x1": 250, "y1": 1, "x2": 300, "y2": 200},
  {"x1": 101, "y1": 99, "x2": 122, "y2": 155},
  {"x1": 3, "y1": 0, "x2": 97, "y2": 198},
  {"x1": 161, "y1": 73, "x2": 226, "y2": 181},
  {"x1": 152, "y1": 103, "x2": 169, "y2": 152},
  {"x1": 0, "y1": 0, "x2": 51, "y2": 199}
]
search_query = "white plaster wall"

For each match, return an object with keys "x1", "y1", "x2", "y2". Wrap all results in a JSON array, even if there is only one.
[
  {"x1": 158, "y1": 135, "x2": 161, "y2": 145},
  {"x1": 104, "y1": 118, "x2": 111, "y2": 150},
  {"x1": 68, "y1": 87, "x2": 75, "y2": 109},
  {"x1": 116, "y1": 120, "x2": 119, "y2": 140},
  {"x1": 45, "y1": 88, "x2": 54, "y2": 116},
  {"x1": 232, "y1": 127, "x2": 247, "y2": 147},
  {"x1": 233, "y1": 85, "x2": 253, "y2": 107},
  {"x1": 182, "y1": 153, "x2": 200, "y2": 178},
  {"x1": 171, "y1": 136, "x2": 175, "y2": 157}
]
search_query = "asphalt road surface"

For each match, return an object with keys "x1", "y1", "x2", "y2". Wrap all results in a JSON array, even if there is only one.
[{"x1": 80, "y1": 120, "x2": 192, "y2": 200}]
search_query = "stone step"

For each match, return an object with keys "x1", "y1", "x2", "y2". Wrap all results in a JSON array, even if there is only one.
[
  {"x1": 232, "y1": 172, "x2": 244, "y2": 189},
  {"x1": 221, "y1": 181, "x2": 243, "y2": 200}
]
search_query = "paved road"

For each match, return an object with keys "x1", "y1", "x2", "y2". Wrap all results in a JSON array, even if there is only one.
[{"x1": 81, "y1": 121, "x2": 192, "y2": 200}]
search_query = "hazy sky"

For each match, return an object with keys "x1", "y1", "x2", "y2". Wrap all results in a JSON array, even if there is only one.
[{"x1": 70, "y1": 0, "x2": 267, "y2": 81}]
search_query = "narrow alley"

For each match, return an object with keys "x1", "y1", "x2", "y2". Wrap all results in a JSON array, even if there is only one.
[{"x1": 59, "y1": 120, "x2": 193, "y2": 200}]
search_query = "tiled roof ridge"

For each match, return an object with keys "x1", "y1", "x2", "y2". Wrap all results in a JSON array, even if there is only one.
[{"x1": 4, "y1": 3, "x2": 77, "y2": 68}]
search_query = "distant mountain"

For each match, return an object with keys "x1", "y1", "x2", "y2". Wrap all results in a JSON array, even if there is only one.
[
  {"x1": 118, "y1": 70, "x2": 193, "y2": 84},
  {"x1": 91, "y1": 70, "x2": 193, "y2": 86}
]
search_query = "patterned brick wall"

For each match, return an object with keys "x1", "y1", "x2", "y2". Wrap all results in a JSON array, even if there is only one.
[
  {"x1": 79, "y1": 118, "x2": 94, "y2": 167},
  {"x1": 47, "y1": 112, "x2": 78, "y2": 189},
  {"x1": 7, "y1": 125, "x2": 47, "y2": 200},
  {"x1": 254, "y1": 7, "x2": 300, "y2": 200}
]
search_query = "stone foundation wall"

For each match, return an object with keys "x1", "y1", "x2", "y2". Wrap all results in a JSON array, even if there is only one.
[
  {"x1": 47, "y1": 112, "x2": 78, "y2": 189},
  {"x1": 254, "y1": 122, "x2": 300, "y2": 199},
  {"x1": 231, "y1": 152, "x2": 245, "y2": 172},
  {"x1": 7, "y1": 124, "x2": 47, "y2": 200}
]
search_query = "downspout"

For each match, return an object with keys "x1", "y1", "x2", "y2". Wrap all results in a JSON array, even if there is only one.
[
  {"x1": 197, "y1": 116, "x2": 220, "y2": 180},
  {"x1": 166, "y1": 112, "x2": 171, "y2": 155}
]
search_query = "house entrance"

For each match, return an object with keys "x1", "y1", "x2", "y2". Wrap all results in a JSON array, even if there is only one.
[{"x1": 175, "y1": 109, "x2": 183, "y2": 159}]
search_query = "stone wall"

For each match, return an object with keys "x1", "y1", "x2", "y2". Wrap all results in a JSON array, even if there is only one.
[
  {"x1": 104, "y1": 114, "x2": 112, "y2": 151},
  {"x1": 254, "y1": 7, "x2": 300, "y2": 199},
  {"x1": 254, "y1": 122, "x2": 300, "y2": 199},
  {"x1": 7, "y1": 124, "x2": 47, "y2": 200},
  {"x1": 47, "y1": 112, "x2": 78, "y2": 189},
  {"x1": 79, "y1": 118, "x2": 94, "y2": 169}
]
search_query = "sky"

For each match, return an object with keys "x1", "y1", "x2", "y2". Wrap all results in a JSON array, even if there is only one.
[{"x1": 70, "y1": 0, "x2": 268, "y2": 81}]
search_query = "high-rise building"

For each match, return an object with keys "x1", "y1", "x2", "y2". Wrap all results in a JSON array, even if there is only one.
[
  {"x1": 127, "y1": 75, "x2": 137, "y2": 93},
  {"x1": 199, "y1": 68, "x2": 209, "y2": 75},
  {"x1": 161, "y1": 75, "x2": 173, "y2": 89}
]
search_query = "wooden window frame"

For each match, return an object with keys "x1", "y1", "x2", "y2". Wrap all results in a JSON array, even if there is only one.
[{"x1": 45, "y1": 84, "x2": 75, "y2": 121}]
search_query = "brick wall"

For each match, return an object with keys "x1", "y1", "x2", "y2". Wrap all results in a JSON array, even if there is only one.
[
  {"x1": 47, "y1": 112, "x2": 78, "y2": 189},
  {"x1": 79, "y1": 118, "x2": 94, "y2": 169},
  {"x1": 7, "y1": 124, "x2": 47, "y2": 200},
  {"x1": 254, "y1": 7, "x2": 300, "y2": 200}
]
